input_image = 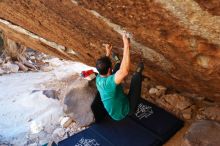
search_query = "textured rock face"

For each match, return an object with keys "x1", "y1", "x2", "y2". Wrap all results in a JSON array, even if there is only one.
[
  {"x1": 195, "y1": 0, "x2": 220, "y2": 16},
  {"x1": 0, "y1": 0, "x2": 220, "y2": 101}
]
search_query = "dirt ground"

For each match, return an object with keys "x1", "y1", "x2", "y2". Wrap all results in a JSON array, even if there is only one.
[{"x1": 164, "y1": 123, "x2": 191, "y2": 146}]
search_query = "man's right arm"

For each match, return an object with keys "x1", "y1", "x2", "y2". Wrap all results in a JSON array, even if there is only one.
[{"x1": 114, "y1": 34, "x2": 130, "y2": 84}]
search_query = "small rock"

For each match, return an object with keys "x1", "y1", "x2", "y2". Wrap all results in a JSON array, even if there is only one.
[
  {"x1": 149, "y1": 85, "x2": 166, "y2": 98},
  {"x1": 2, "y1": 62, "x2": 19, "y2": 73},
  {"x1": 30, "y1": 56, "x2": 35, "y2": 60},
  {"x1": 182, "y1": 113, "x2": 191, "y2": 120},
  {"x1": 149, "y1": 88, "x2": 159, "y2": 94},
  {"x1": 27, "y1": 118, "x2": 33, "y2": 122},
  {"x1": 197, "y1": 96, "x2": 205, "y2": 101},
  {"x1": 0, "y1": 58, "x2": 3, "y2": 64},
  {"x1": 198, "y1": 107, "x2": 205, "y2": 111},
  {"x1": 60, "y1": 116, "x2": 73, "y2": 128},
  {"x1": 190, "y1": 105, "x2": 196, "y2": 110},
  {"x1": 182, "y1": 120, "x2": 220, "y2": 146},
  {"x1": 156, "y1": 98, "x2": 171, "y2": 110},
  {"x1": 149, "y1": 88, "x2": 159, "y2": 98},
  {"x1": 48, "y1": 58, "x2": 63, "y2": 67},
  {"x1": 196, "y1": 114, "x2": 205, "y2": 120},
  {"x1": 52, "y1": 128, "x2": 65, "y2": 138},
  {"x1": 156, "y1": 85, "x2": 167, "y2": 95},
  {"x1": 196, "y1": 55, "x2": 210, "y2": 68},
  {"x1": 5, "y1": 57, "x2": 10, "y2": 61},
  {"x1": 0, "y1": 68, "x2": 5, "y2": 75},
  {"x1": 201, "y1": 106, "x2": 220, "y2": 122},
  {"x1": 43, "y1": 90, "x2": 59, "y2": 100},
  {"x1": 162, "y1": 94, "x2": 193, "y2": 110},
  {"x1": 40, "y1": 65, "x2": 53, "y2": 72},
  {"x1": 182, "y1": 108, "x2": 192, "y2": 120},
  {"x1": 30, "y1": 121, "x2": 43, "y2": 134}
]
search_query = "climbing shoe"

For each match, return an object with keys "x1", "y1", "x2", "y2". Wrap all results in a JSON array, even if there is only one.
[{"x1": 136, "y1": 61, "x2": 144, "y2": 73}]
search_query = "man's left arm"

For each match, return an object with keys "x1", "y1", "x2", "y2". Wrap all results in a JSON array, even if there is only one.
[{"x1": 105, "y1": 44, "x2": 112, "y2": 57}]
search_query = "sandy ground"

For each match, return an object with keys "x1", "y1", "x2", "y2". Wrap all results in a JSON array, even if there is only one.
[{"x1": 0, "y1": 58, "x2": 95, "y2": 145}]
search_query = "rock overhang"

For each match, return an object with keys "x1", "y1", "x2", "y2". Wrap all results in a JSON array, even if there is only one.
[{"x1": 0, "y1": 0, "x2": 220, "y2": 101}]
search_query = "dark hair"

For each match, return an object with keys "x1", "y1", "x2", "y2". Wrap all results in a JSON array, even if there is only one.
[{"x1": 96, "y1": 56, "x2": 112, "y2": 75}]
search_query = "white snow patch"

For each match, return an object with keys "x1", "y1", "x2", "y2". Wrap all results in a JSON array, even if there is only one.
[{"x1": 0, "y1": 59, "x2": 95, "y2": 145}]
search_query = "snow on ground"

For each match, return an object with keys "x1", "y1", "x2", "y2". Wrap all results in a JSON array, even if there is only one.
[{"x1": 0, "y1": 58, "x2": 95, "y2": 145}]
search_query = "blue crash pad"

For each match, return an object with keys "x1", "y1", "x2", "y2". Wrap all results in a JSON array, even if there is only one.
[
  {"x1": 58, "y1": 99, "x2": 183, "y2": 146},
  {"x1": 130, "y1": 98, "x2": 184, "y2": 142},
  {"x1": 90, "y1": 117, "x2": 161, "y2": 146},
  {"x1": 58, "y1": 128, "x2": 112, "y2": 146},
  {"x1": 59, "y1": 117, "x2": 161, "y2": 146}
]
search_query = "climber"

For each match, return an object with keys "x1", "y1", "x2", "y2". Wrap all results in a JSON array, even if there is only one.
[{"x1": 94, "y1": 34, "x2": 144, "y2": 121}]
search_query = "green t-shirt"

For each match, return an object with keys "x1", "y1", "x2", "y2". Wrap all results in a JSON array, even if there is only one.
[{"x1": 96, "y1": 74, "x2": 130, "y2": 120}]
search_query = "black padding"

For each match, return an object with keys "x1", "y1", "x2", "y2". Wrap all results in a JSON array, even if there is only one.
[
  {"x1": 59, "y1": 98, "x2": 184, "y2": 146},
  {"x1": 58, "y1": 128, "x2": 113, "y2": 146},
  {"x1": 90, "y1": 117, "x2": 161, "y2": 146},
  {"x1": 130, "y1": 98, "x2": 184, "y2": 142}
]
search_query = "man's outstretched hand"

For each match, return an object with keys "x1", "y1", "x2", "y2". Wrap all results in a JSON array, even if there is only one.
[
  {"x1": 122, "y1": 33, "x2": 130, "y2": 49},
  {"x1": 105, "y1": 44, "x2": 112, "y2": 57}
]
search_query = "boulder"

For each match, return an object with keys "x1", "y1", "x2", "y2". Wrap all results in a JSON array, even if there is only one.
[
  {"x1": 182, "y1": 120, "x2": 220, "y2": 146},
  {"x1": 14, "y1": 61, "x2": 29, "y2": 72},
  {"x1": 63, "y1": 78, "x2": 97, "y2": 126}
]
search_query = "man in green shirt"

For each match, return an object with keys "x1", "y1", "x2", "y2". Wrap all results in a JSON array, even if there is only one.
[{"x1": 94, "y1": 34, "x2": 144, "y2": 121}]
